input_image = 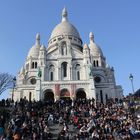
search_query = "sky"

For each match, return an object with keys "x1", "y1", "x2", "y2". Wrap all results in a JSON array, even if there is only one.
[{"x1": 0, "y1": 0, "x2": 139, "y2": 99}]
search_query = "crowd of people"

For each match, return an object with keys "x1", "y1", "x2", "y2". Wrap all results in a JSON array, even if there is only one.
[{"x1": 0, "y1": 97, "x2": 140, "y2": 140}]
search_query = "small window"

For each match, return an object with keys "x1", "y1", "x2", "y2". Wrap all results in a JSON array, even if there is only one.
[
  {"x1": 77, "y1": 71, "x2": 80, "y2": 80},
  {"x1": 64, "y1": 63, "x2": 67, "y2": 77},
  {"x1": 93, "y1": 61, "x2": 96, "y2": 67},
  {"x1": 32, "y1": 62, "x2": 34, "y2": 69},
  {"x1": 96, "y1": 60, "x2": 99, "y2": 67},
  {"x1": 61, "y1": 47, "x2": 64, "y2": 55},
  {"x1": 58, "y1": 37, "x2": 62, "y2": 41},
  {"x1": 35, "y1": 62, "x2": 37, "y2": 68},
  {"x1": 53, "y1": 39, "x2": 56, "y2": 42},
  {"x1": 62, "y1": 62, "x2": 67, "y2": 77},
  {"x1": 50, "y1": 72, "x2": 53, "y2": 81}
]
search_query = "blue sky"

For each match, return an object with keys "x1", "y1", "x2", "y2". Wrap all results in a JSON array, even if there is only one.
[{"x1": 0, "y1": 0, "x2": 139, "y2": 99}]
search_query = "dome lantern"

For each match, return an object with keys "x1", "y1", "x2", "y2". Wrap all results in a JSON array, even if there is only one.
[
  {"x1": 36, "y1": 33, "x2": 40, "y2": 45},
  {"x1": 62, "y1": 7, "x2": 68, "y2": 22},
  {"x1": 89, "y1": 32, "x2": 94, "y2": 43}
]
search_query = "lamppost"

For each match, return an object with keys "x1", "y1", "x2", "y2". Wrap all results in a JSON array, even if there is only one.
[
  {"x1": 12, "y1": 76, "x2": 16, "y2": 101},
  {"x1": 37, "y1": 67, "x2": 42, "y2": 100},
  {"x1": 129, "y1": 73, "x2": 135, "y2": 94}
]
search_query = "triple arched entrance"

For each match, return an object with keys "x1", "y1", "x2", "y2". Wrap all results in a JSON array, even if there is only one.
[{"x1": 43, "y1": 88, "x2": 86, "y2": 101}]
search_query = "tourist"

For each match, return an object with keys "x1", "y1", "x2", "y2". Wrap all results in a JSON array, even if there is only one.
[{"x1": 0, "y1": 96, "x2": 139, "y2": 139}]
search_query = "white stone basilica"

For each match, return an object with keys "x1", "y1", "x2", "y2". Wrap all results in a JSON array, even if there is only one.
[{"x1": 11, "y1": 8, "x2": 123, "y2": 103}]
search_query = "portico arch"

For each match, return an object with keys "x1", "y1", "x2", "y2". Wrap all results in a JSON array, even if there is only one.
[
  {"x1": 76, "y1": 88, "x2": 86, "y2": 100},
  {"x1": 60, "y1": 88, "x2": 71, "y2": 100},
  {"x1": 44, "y1": 89, "x2": 54, "y2": 101}
]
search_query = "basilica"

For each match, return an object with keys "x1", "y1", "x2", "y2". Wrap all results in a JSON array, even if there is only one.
[{"x1": 11, "y1": 8, "x2": 123, "y2": 103}]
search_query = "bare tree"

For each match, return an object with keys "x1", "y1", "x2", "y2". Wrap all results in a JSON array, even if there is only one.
[{"x1": 0, "y1": 73, "x2": 14, "y2": 95}]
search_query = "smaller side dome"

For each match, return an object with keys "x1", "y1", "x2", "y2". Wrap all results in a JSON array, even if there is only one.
[
  {"x1": 89, "y1": 32, "x2": 103, "y2": 57},
  {"x1": 27, "y1": 33, "x2": 41, "y2": 58}
]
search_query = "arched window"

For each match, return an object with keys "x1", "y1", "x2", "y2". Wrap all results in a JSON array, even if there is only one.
[
  {"x1": 93, "y1": 60, "x2": 96, "y2": 67},
  {"x1": 51, "y1": 72, "x2": 53, "y2": 81},
  {"x1": 61, "y1": 62, "x2": 67, "y2": 78},
  {"x1": 61, "y1": 47, "x2": 64, "y2": 55},
  {"x1": 77, "y1": 71, "x2": 80, "y2": 80},
  {"x1": 63, "y1": 63, "x2": 67, "y2": 77},
  {"x1": 49, "y1": 64, "x2": 55, "y2": 81},
  {"x1": 35, "y1": 62, "x2": 37, "y2": 68},
  {"x1": 32, "y1": 62, "x2": 34, "y2": 69},
  {"x1": 76, "y1": 64, "x2": 80, "y2": 80},
  {"x1": 96, "y1": 60, "x2": 99, "y2": 67}
]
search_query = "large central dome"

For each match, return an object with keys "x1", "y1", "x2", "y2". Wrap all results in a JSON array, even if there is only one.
[
  {"x1": 49, "y1": 8, "x2": 81, "y2": 42},
  {"x1": 50, "y1": 21, "x2": 80, "y2": 39}
]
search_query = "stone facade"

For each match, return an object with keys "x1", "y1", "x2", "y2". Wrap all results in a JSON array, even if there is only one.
[{"x1": 10, "y1": 8, "x2": 123, "y2": 103}]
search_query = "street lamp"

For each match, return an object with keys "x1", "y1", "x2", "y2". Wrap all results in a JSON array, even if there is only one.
[
  {"x1": 37, "y1": 67, "x2": 42, "y2": 100},
  {"x1": 12, "y1": 76, "x2": 16, "y2": 101},
  {"x1": 129, "y1": 74, "x2": 135, "y2": 94}
]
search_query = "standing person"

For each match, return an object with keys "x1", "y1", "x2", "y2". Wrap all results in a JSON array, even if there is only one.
[
  {"x1": 63, "y1": 122, "x2": 69, "y2": 132},
  {"x1": 0, "y1": 126, "x2": 4, "y2": 140}
]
